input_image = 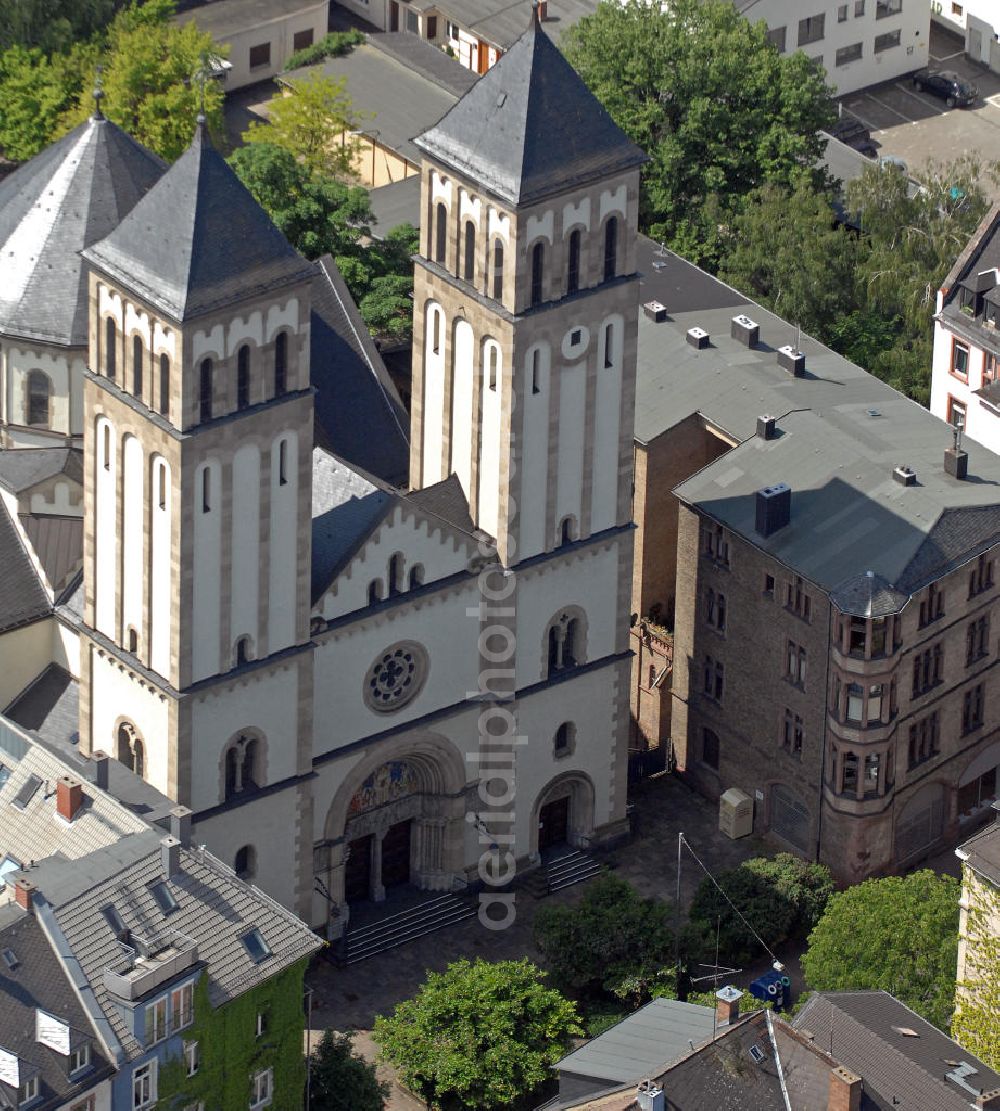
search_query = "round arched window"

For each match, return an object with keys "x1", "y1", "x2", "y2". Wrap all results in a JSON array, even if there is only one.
[{"x1": 363, "y1": 642, "x2": 428, "y2": 713}]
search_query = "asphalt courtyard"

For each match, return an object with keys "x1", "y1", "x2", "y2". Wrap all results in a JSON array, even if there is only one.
[{"x1": 839, "y1": 25, "x2": 1000, "y2": 195}]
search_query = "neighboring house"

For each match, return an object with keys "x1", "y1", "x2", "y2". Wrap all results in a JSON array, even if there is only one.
[
  {"x1": 931, "y1": 202, "x2": 1000, "y2": 457},
  {"x1": 737, "y1": 0, "x2": 930, "y2": 97},
  {"x1": 332, "y1": 0, "x2": 597, "y2": 72},
  {"x1": 0, "y1": 713, "x2": 321, "y2": 1110},
  {"x1": 931, "y1": 0, "x2": 1000, "y2": 71},
  {"x1": 629, "y1": 235, "x2": 1000, "y2": 884},
  {"x1": 175, "y1": 0, "x2": 330, "y2": 90}
]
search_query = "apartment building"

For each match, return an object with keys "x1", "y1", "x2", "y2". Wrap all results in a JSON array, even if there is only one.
[
  {"x1": 931, "y1": 203, "x2": 1000, "y2": 456},
  {"x1": 631, "y1": 238, "x2": 1000, "y2": 885},
  {"x1": 932, "y1": 0, "x2": 1000, "y2": 72},
  {"x1": 738, "y1": 0, "x2": 930, "y2": 95}
]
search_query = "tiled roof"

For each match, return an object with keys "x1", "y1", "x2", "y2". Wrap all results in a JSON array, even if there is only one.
[
  {"x1": 43, "y1": 836, "x2": 321, "y2": 1060},
  {"x1": 0, "y1": 449, "x2": 82, "y2": 495},
  {"x1": 83, "y1": 121, "x2": 314, "y2": 322},
  {"x1": 415, "y1": 10, "x2": 645, "y2": 206},
  {"x1": 829, "y1": 570, "x2": 908, "y2": 619},
  {"x1": 0, "y1": 117, "x2": 163, "y2": 347},
  {"x1": 311, "y1": 256, "x2": 410, "y2": 486},
  {"x1": 406, "y1": 473, "x2": 475, "y2": 533},
  {"x1": 0, "y1": 501, "x2": 51, "y2": 634},
  {"x1": 793, "y1": 991, "x2": 1000, "y2": 1111}
]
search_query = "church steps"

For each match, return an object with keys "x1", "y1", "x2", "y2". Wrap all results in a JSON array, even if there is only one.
[{"x1": 342, "y1": 893, "x2": 476, "y2": 963}]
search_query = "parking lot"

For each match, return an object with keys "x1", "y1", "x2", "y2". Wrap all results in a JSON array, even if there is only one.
[{"x1": 840, "y1": 24, "x2": 1000, "y2": 195}]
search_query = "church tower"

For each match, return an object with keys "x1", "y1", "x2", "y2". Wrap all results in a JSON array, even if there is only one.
[
  {"x1": 410, "y1": 4, "x2": 646, "y2": 567},
  {"x1": 77, "y1": 119, "x2": 316, "y2": 913}
]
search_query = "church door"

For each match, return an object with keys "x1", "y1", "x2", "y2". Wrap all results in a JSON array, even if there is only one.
[
  {"x1": 381, "y1": 820, "x2": 412, "y2": 889},
  {"x1": 345, "y1": 835, "x2": 373, "y2": 903},
  {"x1": 538, "y1": 796, "x2": 569, "y2": 853}
]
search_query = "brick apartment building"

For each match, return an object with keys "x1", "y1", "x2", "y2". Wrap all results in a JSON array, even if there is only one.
[{"x1": 631, "y1": 239, "x2": 1000, "y2": 884}]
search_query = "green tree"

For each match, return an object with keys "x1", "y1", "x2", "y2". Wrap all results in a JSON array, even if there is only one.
[
  {"x1": 686, "y1": 854, "x2": 834, "y2": 967},
  {"x1": 284, "y1": 28, "x2": 364, "y2": 72},
  {"x1": 802, "y1": 870, "x2": 960, "y2": 1031},
  {"x1": 244, "y1": 69, "x2": 359, "y2": 179},
  {"x1": 0, "y1": 0, "x2": 123, "y2": 54},
  {"x1": 951, "y1": 871, "x2": 1000, "y2": 1070},
  {"x1": 562, "y1": 0, "x2": 835, "y2": 256},
  {"x1": 308, "y1": 1030, "x2": 387, "y2": 1111},
  {"x1": 374, "y1": 959, "x2": 581, "y2": 1111},
  {"x1": 534, "y1": 874, "x2": 675, "y2": 1005},
  {"x1": 228, "y1": 142, "x2": 417, "y2": 341}
]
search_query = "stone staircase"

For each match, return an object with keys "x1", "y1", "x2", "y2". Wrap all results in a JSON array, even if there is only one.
[
  {"x1": 523, "y1": 848, "x2": 605, "y2": 898},
  {"x1": 339, "y1": 892, "x2": 476, "y2": 964}
]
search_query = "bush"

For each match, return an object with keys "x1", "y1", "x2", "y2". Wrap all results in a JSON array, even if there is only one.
[
  {"x1": 308, "y1": 1030, "x2": 387, "y2": 1111},
  {"x1": 686, "y1": 854, "x2": 834, "y2": 966},
  {"x1": 285, "y1": 29, "x2": 364, "y2": 71}
]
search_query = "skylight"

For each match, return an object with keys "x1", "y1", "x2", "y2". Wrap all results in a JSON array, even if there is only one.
[
  {"x1": 0, "y1": 764, "x2": 9, "y2": 790},
  {"x1": 102, "y1": 904, "x2": 126, "y2": 938},
  {"x1": 241, "y1": 928, "x2": 271, "y2": 964},
  {"x1": 11, "y1": 774, "x2": 42, "y2": 810},
  {"x1": 2, "y1": 948, "x2": 18, "y2": 971},
  {"x1": 0, "y1": 856, "x2": 21, "y2": 890},
  {"x1": 149, "y1": 881, "x2": 178, "y2": 916}
]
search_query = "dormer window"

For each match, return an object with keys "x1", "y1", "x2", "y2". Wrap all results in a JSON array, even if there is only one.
[
  {"x1": 149, "y1": 880, "x2": 178, "y2": 916},
  {"x1": 960, "y1": 287, "x2": 979, "y2": 317},
  {"x1": 18, "y1": 1074, "x2": 39, "y2": 1107},
  {"x1": 69, "y1": 1042, "x2": 91, "y2": 1075},
  {"x1": 242, "y1": 928, "x2": 271, "y2": 964}
]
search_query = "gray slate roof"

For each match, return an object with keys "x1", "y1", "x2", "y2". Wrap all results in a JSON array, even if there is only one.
[
  {"x1": 793, "y1": 991, "x2": 1000, "y2": 1111},
  {"x1": 370, "y1": 32, "x2": 480, "y2": 98},
  {"x1": 634, "y1": 240, "x2": 1000, "y2": 608},
  {"x1": 0, "y1": 501, "x2": 51, "y2": 634},
  {"x1": 175, "y1": 0, "x2": 327, "y2": 36},
  {"x1": 0, "y1": 449, "x2": 82, "y2": 495},
  {"x1": 435, "y1": 0, "x2": 599, "y2": 50},
  {"x1": 311, "y1": 256, "x2": 410, "y2": 485},
  {"x1": 368, "y1": 175, "x2": 421, "y2": 236},
  {"x1": 0, "y1": 909, "x2": 113, "y2": 1109},
  {"x1": 0, "y1": 116, "x2": 163, "y2": 347},
  {"x1": 83, "y1": 122, "x2": 314, "y2": 322},
  {"x1": 937, "y1": 202, "x2": 1000, "y2": 355},
  {"x1": 20, "y1": 516, "x2": 82, "y2": 595},
  {"x1": 958, "y1": 815, "x2": 1000, "y2": 889},
  {"x1": 415, "y1": 10, "x2": 645, "y2": 207}
]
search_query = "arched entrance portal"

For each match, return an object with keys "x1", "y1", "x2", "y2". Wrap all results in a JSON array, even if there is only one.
[
  {"x1": 344, "y1": 761, "x2": 420, "y2": 903},
  {"x1": 532, "y1": 772, "x2": 596, "y2": 859}
]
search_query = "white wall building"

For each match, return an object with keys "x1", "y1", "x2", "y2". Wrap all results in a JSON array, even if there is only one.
[{"x1": 930, "y1": 0, "x2": 1000, "y2": 71}]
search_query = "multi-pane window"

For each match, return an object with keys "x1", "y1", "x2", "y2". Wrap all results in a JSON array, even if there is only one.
[
  {"x1": 838, "y1": 3, "x2": 849, "y2": 20},
  {"x1": 967, "y1": 615, "x2": 990, "y2": 664},
  {"x1": 20, "y1": 1076, "x2": 39, "y2": 1105},
  {"x1": 782, "y1": 710, "x2": 804, "y2": 757},
  {"x1": 786, "y1": 641, "x2": 807, "y2": 688},
  {"x1": 963, "y1": 683, "x2": 985, "y2": 734},
  {"x1": 250, "y1": 1068, "x2": 273, "y2": 1109},
  {"x1": 874, "y1": 28, "x2": 901, "y2": 51},
  {"x1": 798, "y1": 13, "x2": 825, "y2": 45},
  {"x1": 950, "y1": 396, "x2": 967, "y2": 430},
  {"x1": 842, "y1": 751, "x2": 859, "y2": 792},
  {"x1": 69, "y1": 1043, "x2": 91, "y2": 1074},
  {"x1": 836, "y1": 42, "x2": 863, "y2": 65},
  {"x1": 786, "y1": 577, "x2": 811, "y2": 621},
  {"x1": 133, "y1": 1061, "x2": 156, "y2": 1110},
  {"x1": 705, "y1": 588, "x2": 727, "y2": 632},
  {"x1": 969, "y1": 554, "x2": 995, "y2": 598},
  {"x1": 846, "y1": 682, "x2": 865, "y2": 723},
  {"x1": 842, "y1": 680, "x2": 886, "y2": 725},
  {"x1": 26, "y1": 371, "x2": 50, "y2": 428},
  {"x1": 985, "y1": 351, "x2": 998, "y2": 383},
  {"x1": 765, "y1": 25, "x2": 786, "y2": 52},
  {"x1": 145, "y1": 997, "x2": 168, "y2": 1045},
  {"x1": 702, "y1": 728, "x2": 720, "y2": 769},
  {"x1": 172, "y1": 982, "x2": 194, "y2": 1030},
  {"x1": 703, "y1": 656, "x2": 725, "y2": 702},
  {"x1": 855, "y1": 0, "x2": 865, "y2": 13},
  {"x1": 875, "y1": 0, "x2": 903, "y2": 16},
  {"x1": 918, "y1": 582, "x2": 944, "y2": 627},
  {"x1": 912, "y1": 643, "x2": 944, "y2": 697},
  {"x1": 908, "y1": 712, "x2": 940, "y2": 768},
  {"x1": 701, "y1": 522, "x2": 729, "y2": 567}
]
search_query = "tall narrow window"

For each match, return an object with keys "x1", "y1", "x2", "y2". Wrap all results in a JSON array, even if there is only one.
[
  {"x1": 274, "y1": 332, "x2": 287, "y2": 397},
  {"x1": 158, "y1": 463, "x2": 167, "y2": 510},
  {"x1": 388, "y1": 553, "x2": 403, "y2": 596},
  {"x1": 431, "y1": 308, "x2": 441, "y2": 355},
  {"x1": 128, "y1": 628, "x2": 138, "y2": 654},
  {"x1": 26, "y1": 371, "x2": 50, "y2": 427},
  {"x1": 202, "y1": 468, "x2": 211, "y2": 514},
  {"x1": 531, "y1": 242, "x2": 544, "y2": 307},
  {"x1": 488, "y1": 345, "x2": 498, "y2": 391},
  {"x1": 463, "y1": 220, "x2": 475, "y2": 282},
  {"x1": 603, "y1": 217, "x2": 618, "y2": 282},
  {"x1": 159, "y1": 354, "x2": 170, "y2": 417},
  {"x1": 531, "y1": 348, "x2": 540, "y2": 394},
  {"x1": 105, "y1": 317, "x2": 117, "y2": 379},
  {"x1": 278, "y1": 439, "x2": 288, "y2": 486},
  {"x1": 567, "y1": 229, "x2": 581, "y2": 294},
  {"x1": 132, "y1": 335, "x2": 143, "y2": 400},
  {"x1": 409, "y1": 564, "x2": 424, "y2": 589},
  {"x1": 492, "y1": 239, "x2": 504, "y2": 300},
  {"x1": 237, "y1": 345, "x2": 250, "y2": 409},
  {"x1": 199, "y1": 358, "x2": 213, "y2": 423},
  {"x1": 435, "y1": 202, "x2": 447, "y2": 263},
  {"x1": 603, "y1": 323, "x2": 614, "y2": 369},
  {"x1": 102, "y1": 424, "x2": 111, "y2": 470}
]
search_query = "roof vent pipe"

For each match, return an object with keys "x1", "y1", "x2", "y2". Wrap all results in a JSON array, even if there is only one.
[
  {"x1": 87, "y1": 751, "x2": 109, "y2": 791},
  {"x1": 945, "y1": 427, "x2": 968, "y2": 480}
]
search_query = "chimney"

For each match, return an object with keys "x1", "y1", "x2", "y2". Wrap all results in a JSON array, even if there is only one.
[
  {"x1": 87, "y1": 750, "x2": 109, "y2": 790},
  {"x1": 777, "y1": 344, "x2": 805, "y2": 377},
  {"x1": 757, "y1": 415, "x2": 777, "y2": 441},
  {"x1": 161, "y1": 836, "x2": 180, "y2": 879},
  {"x1": 715, "y1": 985, "x2": 742, "y2": 1026},
  {"x1": 643, "y1": 300, "x2": 668, "y2": 323},
  {"x1": 14, "y1": 877, "x2": 36, "y2": 914},
  {"x1": 636, "y1": 1080, "x2": 665, "y2": 1111},
  {"x1": 828, "y1": 1065, "x2": 862, "y2": 1111},
  {"x1": 945, "y1": 445, "x2": 969, "y2": 480},
  {"x1": 55, "y1": 776, "x2": 83, "y2": 822},
  {"x1": 755, "y1": 482, "x2": 791, "y2": 538},
  {"x1": 170, "y1": 806, "x2": 192, "y2": 848},
  {"x1": 892, "y1": 465, "x2": 916, "y2": 487},
  {"x1": 686, "y1": 326, "x2": 709, "y2": 349},
  {"x1": 977, "y1": 1090, "x2": 1000, "y2": 1110},
  {"x1": 731, "y1": 313, "x2": 760, "y2": 347},
  {"x1": 537, "y1": 0, "x2": 548, "y2": 19}
]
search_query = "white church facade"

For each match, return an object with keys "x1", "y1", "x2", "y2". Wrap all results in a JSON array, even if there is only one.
[{"x1": 0, "y1": 9, "x2": 645, "y2": 934}]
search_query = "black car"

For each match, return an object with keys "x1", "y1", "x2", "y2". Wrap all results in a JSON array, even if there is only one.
[
  {"x1": 913, "y1": 69, "x2": 978, "y2": 107},
  {"x1": 827, "y1": 115, "x2": 878, "y2": 158}
]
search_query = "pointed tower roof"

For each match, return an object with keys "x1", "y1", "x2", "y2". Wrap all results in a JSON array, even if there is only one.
[
  {"x1": 83, "y1": 121, "x2": 314, "y2": 322},
  {"x1": 0, "y1": 116, "x2": 164, "y2": 346},
  {"x1": 414, "y1": 6, "x2": 646, "y2": 207}
]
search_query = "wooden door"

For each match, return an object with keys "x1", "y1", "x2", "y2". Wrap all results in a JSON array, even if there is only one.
[
  {"x1": 344, "y1": 835, "x2": 372, "y2": 903},
  {"x1": 476, "y1": 38, "x2": 490, "y2": 75},
  {"x1": 389, "y1": 1, "x2": 399, "y2": 32},
  {"x1": 381, "y1": 820, "x2": 412, "y2": 889},
  {"x1": 538, "y1": 796, "x2": 569, "y2": 852}
]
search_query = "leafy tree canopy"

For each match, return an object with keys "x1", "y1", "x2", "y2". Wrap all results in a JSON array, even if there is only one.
[
  {"x1": 534, "y1": 873, "x2": 675, "y2": 1005},
  {"x1": 308, "y1": 1030, "x2": 387, "y2": 1111},
  {"x1": 562, "y1": 0, "x2": 836, "y2": 250},
  {"x1": 373, "y1": 958, "x2": 581, "y2": 1111},
  {"x1": 802, "y1": 870, "x2": 960, "y2": 1031},
  {"x1": 243, "y1": 69, "x2": 359, "y2": 179},
  {"x1": 0, "y1": 0, "x2": 124, "y2": 54}
]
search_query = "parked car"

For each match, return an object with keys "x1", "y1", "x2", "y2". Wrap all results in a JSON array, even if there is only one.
[
  {"x1": 878, "y1": 155, "x2": 908, "y2": 174},
  {"x1": 912, "y1": 69, "x2": 978, "y2": 107},
  {"x1": 827, "y1": 115, "x2": 878, "y2": 158}
]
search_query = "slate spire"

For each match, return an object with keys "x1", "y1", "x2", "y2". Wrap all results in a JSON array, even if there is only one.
[{"x1": 414, "y1": 11, "x2": 645, "y2": 207}]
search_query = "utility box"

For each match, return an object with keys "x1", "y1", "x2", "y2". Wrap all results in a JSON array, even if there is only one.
[{"x1": 719, "y1": 788, "x2": 753, "y2": 839}]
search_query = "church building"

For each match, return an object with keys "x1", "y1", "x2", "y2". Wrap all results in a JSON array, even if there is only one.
[{"x1": 0, "y1": 7, "x2": 644, "y2": 934}]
